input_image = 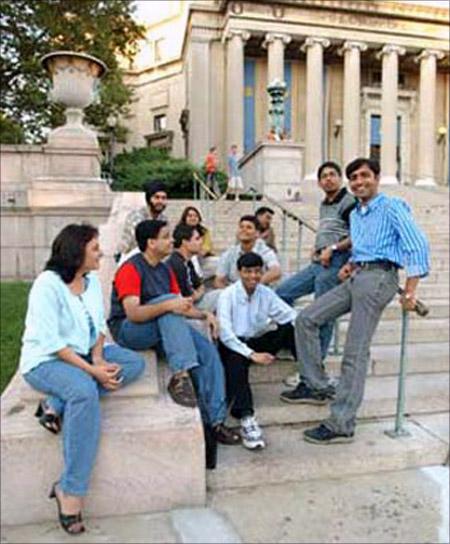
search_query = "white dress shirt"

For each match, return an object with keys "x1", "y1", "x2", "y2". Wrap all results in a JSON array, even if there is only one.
[{"x1": 217, "y1": 280, "x2": 296, "y2": 358}]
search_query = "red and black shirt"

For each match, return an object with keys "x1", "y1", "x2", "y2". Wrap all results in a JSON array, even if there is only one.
[{"x1": 107, "y1": 253, "x2": 180, "y2": 339}]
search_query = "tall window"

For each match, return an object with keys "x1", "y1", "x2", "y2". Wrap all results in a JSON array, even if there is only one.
[
  {"x1": 154, "y1": 114, "x2": 167, "y2": 132},
  {"x1": 370, "y1": 114, "x2": 402, "y2": 179}
]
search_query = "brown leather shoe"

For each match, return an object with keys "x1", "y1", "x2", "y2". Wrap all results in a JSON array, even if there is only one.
[
  {"x1": 213, "y1": 423, "x2": 241, "y2": 445},
  {"x1": 167, "y1": 372, "x2": 197, "y2": 408}
]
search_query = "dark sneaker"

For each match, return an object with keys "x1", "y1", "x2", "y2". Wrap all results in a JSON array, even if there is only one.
[
  {"x1": 279, "y1": 381, "x2": 334, "y2": 405},
  {"x1": 167, "y1": 372, "x2": 197, "y2": 408},
  {"x1": 303, "y1": 424, "x2": 354, "y2": 445},
  {"x1": 213, "y1": 423, "x2": 242, "y2": 445}
]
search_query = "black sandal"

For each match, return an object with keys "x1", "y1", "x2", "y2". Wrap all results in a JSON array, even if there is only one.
[
  {"x1": 35, "y1": 400, "x2": 61, "y2": 435},
  {"x1": 49, "y1": 482, "x2": 85, "y2": 535}
]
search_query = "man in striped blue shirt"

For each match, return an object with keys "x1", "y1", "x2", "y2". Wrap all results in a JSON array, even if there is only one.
[{"x1": 288, "y1": 157, "x2": 430, "y2": 444}]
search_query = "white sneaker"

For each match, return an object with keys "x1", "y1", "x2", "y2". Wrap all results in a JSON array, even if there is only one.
[
  {"x1": 240, "y1": 416, "x2": 265, "y2": 450},
  {"x1": 283, "y1": 372, "x2": 300, "y2": 388}
]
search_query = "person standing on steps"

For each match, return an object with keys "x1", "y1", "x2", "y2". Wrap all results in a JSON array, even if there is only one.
[
  {"x1": 276, "y1": 161, "x2": 356, "y2": 389},
  {"x1": 204, "y1": 146, "x2": 220, "y2": 197},
  {"x1": 285, "y1": 157, "x2": 429, "y2": 445},
  {"x1": 225, "y1": 144, "x2": 244, "y2": 201}
]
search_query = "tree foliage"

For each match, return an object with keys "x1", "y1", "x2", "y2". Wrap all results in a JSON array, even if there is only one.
[
  {"x1": 0, "y1": 0, "x2": 145, "y2": 143},
  {"x1": 110, "y1": 147, "x2": 228, "y2": 199}
]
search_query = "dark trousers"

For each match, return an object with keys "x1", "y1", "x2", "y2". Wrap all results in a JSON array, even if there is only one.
[{"x1": 218, "y1": 323, "x2": 296, "y2": 419}]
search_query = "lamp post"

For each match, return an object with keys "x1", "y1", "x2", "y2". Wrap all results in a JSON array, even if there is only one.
[
  {"x1": 106, "y1": 114, "x2": 117, "y2": 183},
  {"x1": 267, "y1": 78, "x2": 287, "y2": 140}
]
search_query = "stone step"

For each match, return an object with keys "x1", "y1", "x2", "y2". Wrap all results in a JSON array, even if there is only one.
[
  {"x1": 206, "y1": 417, "x2": 448, "y2": 492},
  {"x1": 342, "y1": 318, "x2": 449, "y2": 345},
  {"x1": 294, "y1": 298, "x2": 449, "y2": 320},
  {"x1": 248, "y1": 342, "x2": 450, "y2": 385},
  {"x1": 247, "y1": 373, "x2": 449, "y2": 428},
  {"x1": 0, "y1": 354, "x2": 205, "y2": 527}
]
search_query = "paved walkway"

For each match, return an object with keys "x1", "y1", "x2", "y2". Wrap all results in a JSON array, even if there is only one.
[{"x1": 2, "y1": 465, "x2": 448, "y2": 544}]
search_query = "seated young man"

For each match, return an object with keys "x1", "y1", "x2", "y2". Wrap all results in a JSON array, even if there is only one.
[
  {"x1": 216, "y1": 252, "x2": 298, "y2": 450},
  {"x1": 166, "y1": 224, "x2": 220, "y2": 313},
  {"x1": 107, "y1": 219, "x2": 240, "y2": 449},
  {"x1": 214, "y1": 215, "x2": 281, "y2": 289}
]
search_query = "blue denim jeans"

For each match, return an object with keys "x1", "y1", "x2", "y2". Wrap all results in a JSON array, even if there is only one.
[
  {"x1": 24, "y1": 344, "x2": 145, "y2": 496},
  {"x1": 276, "y1": 251, "x2": 350, "y2": 359},
  {"x1": 116, "y1": 295, "x2": 227, "y2": 426}
]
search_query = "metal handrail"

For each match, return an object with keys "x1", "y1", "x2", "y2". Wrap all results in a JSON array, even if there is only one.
[{"x1": 193, "y1": 172, "x2": 219, "y2": 201}]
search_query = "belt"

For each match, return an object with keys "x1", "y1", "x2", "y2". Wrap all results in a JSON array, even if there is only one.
[{"x1": 355, "y1": 260, "x2": 399, "y2": 271}]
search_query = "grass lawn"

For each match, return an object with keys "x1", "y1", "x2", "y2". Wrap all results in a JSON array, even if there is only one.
[{"x1": 1, "y1": 281, "x2": 31, "y2": 393}]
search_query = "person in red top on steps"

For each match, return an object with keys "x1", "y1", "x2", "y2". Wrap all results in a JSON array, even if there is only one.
[
  {"x1": 107, "y1": 219, "x2": 241, "y2": 461},
  {"x1": 204, "y1": 146, "x2": 219, "y2": 196}
]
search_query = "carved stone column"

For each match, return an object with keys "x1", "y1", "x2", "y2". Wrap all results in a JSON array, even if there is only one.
[
  {"x1": 339, "y1": 41, "x2": 367, "y2": 167},
  {"x1": 225, "y1": 29, "x2": 250, "y2": 154},
  {"x1": 415, "y1": 49, "x2": 445, "y2": 186},
  {"x1": 263, "y1": 33, "x2": 291, "y2": 84},
  {"x1": 301, "y1": 37, "x2": 330, "y2": 181},
  {"x1": 377, "y1": 44, "x2": 405, "y2": 184}
]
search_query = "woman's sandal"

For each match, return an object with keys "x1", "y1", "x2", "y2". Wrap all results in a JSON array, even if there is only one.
[
  {"x1": 35, "y1": 400, "x2": 61, "y2": 435},
  {"x1": 49, "y1": 482, "x2": 85, "y2": 535}
]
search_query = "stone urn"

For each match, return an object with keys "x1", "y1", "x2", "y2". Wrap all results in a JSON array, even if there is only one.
[{"x1": 41, "y1": 51, "x2": 107, "y2": 149}]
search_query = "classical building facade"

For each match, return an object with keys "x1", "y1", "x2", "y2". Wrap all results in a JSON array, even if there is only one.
[{"x1": 124, "y1": 0, "x2": 449, "y2": 186}]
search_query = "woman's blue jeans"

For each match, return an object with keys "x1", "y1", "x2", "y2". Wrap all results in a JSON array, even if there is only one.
[
  {"x1": 116, "y1": 295, "x2": 227, "y2": 427},
  {"x1": 23, "y1": 344, "x2": 145, "y2": 497}
]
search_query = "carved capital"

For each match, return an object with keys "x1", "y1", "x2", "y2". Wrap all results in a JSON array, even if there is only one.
[
  {"x1": 338, "y1": 41, "x2": 368, "y2": 56},
  {"x1": 263, "y1": 33, "x2": 292, "y2": 49},
  {"x1": 376, "y1": 44, "x2": 406, "y2": 60},
  {"x1": 223, "y1": 29, "x2": 251, "y2": 44},
  {"x1": 415, "y1": 49, "x2": 445, "y2": 64},
  {"x1": 300, "y1": 37, "x2": 330, "y2": 53}
]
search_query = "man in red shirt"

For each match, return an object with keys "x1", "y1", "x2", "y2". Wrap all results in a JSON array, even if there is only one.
[
  {"x1": 204, "y1": 146, "x2": 219, "y2": 196},
  {"x1": 108, "y1": 220, "x2": 240, "y2": 457}
]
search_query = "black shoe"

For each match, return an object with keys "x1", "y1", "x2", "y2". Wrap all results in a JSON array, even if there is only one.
[
  {"x1": 213, "y1": 423, "x2": 241, "y2": 445},
  {"x1": 167, "y1": 372, "x2": 197, "y2": 408},
  {"x1": 303, "y1": 424, "x2": 354, "y2": 445},
  {"x1": 203, "y1": 424, "x2": 218, "y2": 470},
  {"x1": 280, "y1": 382, "x2": 334, "y2": 405}
]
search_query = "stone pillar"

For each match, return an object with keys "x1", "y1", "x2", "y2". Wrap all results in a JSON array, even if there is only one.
[
  {"x1": 339, "y1": 41, "x2": 367, "y2": 167},
  {"x1": 377, "y1": 44, "x2": 405, "y2": 184},
  {"x1": 188, "y1": 37, "x2": 211, "y2": 164},
  {"x1": 301, "y1": 37, "x2": 330, "y2": 181},
  {"x1": 225, "y1": 29, "x2": 250, "y2": 154},
  {"x1": 415, "y1": 49, "x2": 445, "y2": 186},
  {"x1": 264, "y1": 33, "x2": 292, "y2": 84}
]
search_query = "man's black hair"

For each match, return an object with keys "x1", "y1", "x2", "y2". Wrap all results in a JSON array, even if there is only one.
[
  {"x1": 239, "y1": 215, "x2": 259, "y2": 229},
  {"x1": 317, "y1": 161, "x2": 342, "y2": 180},
  {"x1": 255, "y1": 206, "x2": 274, "y2": 217},
  {"x1": 237, "y1": 252, "x2": 264, "y2": 270},
  {"x1": 135, "y1": 220, "x2": 167, "y2": 252},
  {"x1": 345, "y1": 157, "x2": 380, "y2": 179},
  {"x1": 173, "y1": 224, "x2": 199, "y2": 249}
]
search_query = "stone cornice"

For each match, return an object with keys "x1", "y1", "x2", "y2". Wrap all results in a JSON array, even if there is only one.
[{"x1": 217, "y1": 0, "x2": 449, "y2": 23}]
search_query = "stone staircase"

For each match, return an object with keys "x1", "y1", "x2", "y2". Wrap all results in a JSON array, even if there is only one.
[{"x1": 1, "y1": 185, "x2": 448, "y2": 527}]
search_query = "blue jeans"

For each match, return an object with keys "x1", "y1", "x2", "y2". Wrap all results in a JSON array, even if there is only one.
[
  {"x1": 276, "y1": 251, "x2": 350, "y2": 359},
  {"x1": 116, "y1": 295, "x2": 227, "y2": 427},
  {"x1": 24, "y1": 344, "x2": 145, "y2": 496}
]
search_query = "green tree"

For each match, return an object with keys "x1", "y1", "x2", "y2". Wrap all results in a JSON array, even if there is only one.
[{"x1": 0, "y1": 0, "x2": 145, "y2": 143}]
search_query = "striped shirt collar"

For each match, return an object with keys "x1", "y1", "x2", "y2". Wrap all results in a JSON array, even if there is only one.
[{"x1": 355, "y1": 192, "x2": 386, "y2": 214}]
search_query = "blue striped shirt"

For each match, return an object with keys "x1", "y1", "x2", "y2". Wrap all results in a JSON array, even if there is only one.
[{"x1": 349, "y1": 193, "x2": 429, "y2": 278}]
